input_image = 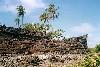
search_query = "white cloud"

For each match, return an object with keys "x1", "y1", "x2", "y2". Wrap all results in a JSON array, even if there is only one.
[
  {"x1": 0, "y1": 0, "x2": 46, "y2": 13},
  {"x1": 20, "y1": 0, "x2": 46, "y2": 9},
  {"x1": 20, "y1": 0, "x2": 46, "y2": 13},
  {"x1": 67, "y1": 23, "x2": 98, "y2": 48},
  {"x1": 87, "y1": 34, "x2": 100, "y2": 48},
  {"x1": 70, "y1": 23, "x2": 95, "y2": 33}
]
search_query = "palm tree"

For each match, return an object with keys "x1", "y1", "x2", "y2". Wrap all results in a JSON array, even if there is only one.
[
  {"x1": 16, "y1": 5, "x2": 25, "y2": 25},
  {"x1": 15, "y1": 17, "x2": 20, "y2": 28}
]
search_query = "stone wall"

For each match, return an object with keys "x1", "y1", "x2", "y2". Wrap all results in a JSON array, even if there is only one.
[
  {"x1": 0, "y1": 25, "x2": 88, "y2": 54},
  {"x1": 28, "y1": 34, "x2": 88, "y2": 54},
  {"x1": 0, "y1": 35, "x2": 88, "y2": 54}
]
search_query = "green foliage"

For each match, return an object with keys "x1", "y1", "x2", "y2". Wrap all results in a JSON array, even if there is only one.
[
  {"x1": 95, "y1": 44, "x2": 100, "y2": 53},
  {"x1": 23, "y1": 22, "x2": 52, "y2": 33},
  {"x1": 88, "y1": 48, "x2": 95, "y2": 53},
  {"x1": 46, "y1": 29, "x2": 64, "y2": 39},
  {"x1": 82, "y1": 56, "x2": 94, "y2": 67},
  {"x1": 40, "y1": 4, "x2": 59, "y2": 23},
  {"x1": 22, "y1": 23, "x2": 34, "y2": 31},
  {"x1": 73, "y1": 53, "x2": 100, "y2": 67},
  {"x1": 23, "y1": 22, "x2": 64, "y2": 39},
  {"x1": 16, "y1": 5, "x2": 25, "y2": 16}
]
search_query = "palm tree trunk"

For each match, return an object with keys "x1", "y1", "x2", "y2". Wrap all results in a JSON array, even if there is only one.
[
  {"x1": 22, "y1": 15, "x2": 24, "y2": 25},
  {"x1": 18, "y1": 21, "x2": 20, "y2": 28},
  {"x1": 18, "y1": 22, "x2": 19, "y2": 28}
]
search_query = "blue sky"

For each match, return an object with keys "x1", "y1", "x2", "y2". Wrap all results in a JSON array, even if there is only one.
[{"x1": 0, "y1": 0, "x2": 100, "y2": 48}]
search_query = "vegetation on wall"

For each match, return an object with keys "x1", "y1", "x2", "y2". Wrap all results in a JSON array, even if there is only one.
[{"x1": 19, "y1": 3, "x2": 64, "y2": 40}]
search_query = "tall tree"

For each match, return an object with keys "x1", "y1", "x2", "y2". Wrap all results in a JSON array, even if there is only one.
[
  {"x1": 16, "y1": 5, "x2": 25, "y2": 25},
  {"x1": 40, "y1": 4, "x2": 59, "y2": 23},
  {"x1": 39, "y1": 4, "x2": 62, "y2": 37}
]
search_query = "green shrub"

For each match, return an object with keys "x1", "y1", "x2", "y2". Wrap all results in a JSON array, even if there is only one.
[
  {"x1": 88, "y1": 48, "x2": 95, "y2": 53},
  {"x1": 95, "y1": 44, "x2": 100, "y2": 53},
  {"x1": 73, "y1": 53, "x2": 100, "y2": 67}
]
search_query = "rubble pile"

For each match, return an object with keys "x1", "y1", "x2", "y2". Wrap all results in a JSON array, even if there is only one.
[
  {"x1": 0, "y1": 54, "x2": 85, "y2": 67},
  {"x1": 0, "y1": 54, "x2": 42, "y2": 67}
]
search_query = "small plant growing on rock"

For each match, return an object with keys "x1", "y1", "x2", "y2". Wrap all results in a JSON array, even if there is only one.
[{"x1": 31, "y1": 56, "x2": 42, "y2": 66}]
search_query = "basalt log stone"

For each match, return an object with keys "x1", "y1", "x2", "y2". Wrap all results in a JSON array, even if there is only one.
[{"x1": 0, "y1": 25, "x2": 88, "y2": 54}]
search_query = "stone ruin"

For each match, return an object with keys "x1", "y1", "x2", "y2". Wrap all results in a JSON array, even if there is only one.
[{"x1": 0, "y1": 25, "x2": 88, "y2": 55}]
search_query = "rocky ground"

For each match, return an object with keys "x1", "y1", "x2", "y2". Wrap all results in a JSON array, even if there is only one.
[{"x1": 0, "y1": 53, "x2": 86, "y2": 67}]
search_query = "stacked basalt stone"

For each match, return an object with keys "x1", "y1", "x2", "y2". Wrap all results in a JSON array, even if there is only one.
[{"x1": 0, "y1": 25, "x2": 88, "y2": 55}]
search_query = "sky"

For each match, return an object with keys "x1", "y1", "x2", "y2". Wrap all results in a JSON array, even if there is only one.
[{"x1": 0, "y1": 0, "x2": 100, "y2": 48}]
